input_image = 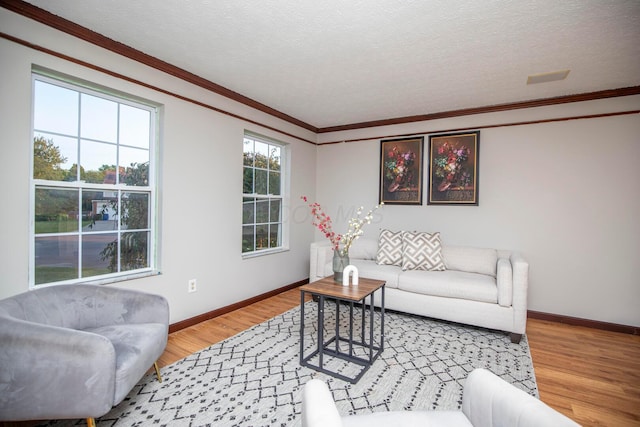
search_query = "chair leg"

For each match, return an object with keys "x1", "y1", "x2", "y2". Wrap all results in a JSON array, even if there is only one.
[
  {"x1": 153, "y1": 361, "x2": 163, "y2": 382},
  {"x1": 86, "y1": 417, "x2": 96, "y2": 427},
  {"x1": 510, "y1": 333, "x2": 523, "y2": 344}
]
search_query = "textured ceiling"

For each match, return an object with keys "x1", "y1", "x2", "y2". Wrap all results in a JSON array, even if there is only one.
[{"x1": 22, "y1": 0, "x2": 640, "y2": 129}]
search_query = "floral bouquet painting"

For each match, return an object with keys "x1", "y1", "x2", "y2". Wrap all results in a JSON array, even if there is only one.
[
  {"x1": 379, "y1": 137, "x2": 424, "y2": 205},
  {"x1": 428, "y1": 131, "x2": 479, "y2": 205}
]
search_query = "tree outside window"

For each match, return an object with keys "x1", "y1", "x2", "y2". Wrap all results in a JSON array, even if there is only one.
[
  {"x1": 31, "y1": 75, "x2": 157, "y2": 286},
  {"x1": 242, "y1": 134, "x2": 285, "y2": 254}
]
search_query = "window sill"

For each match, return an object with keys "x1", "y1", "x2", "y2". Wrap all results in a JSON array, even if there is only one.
[
  {"x1": 86, "y1": 270, "x2": 162, "y2": 285},
  {"x1": 31, "y1": 270, "x2": 161, "y2": 289},
  {"x1": 242, "y1": 247, "x2": 289, "y2": 259}
]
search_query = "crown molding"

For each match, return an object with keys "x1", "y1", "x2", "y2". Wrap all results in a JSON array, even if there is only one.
[
  {"x1": 2, "y1": 0, "x2": 639, "y2": 135},
  {"x1": 0, "y1": 0, "x2": 319, "y2": 133},
  {"x1": 317, "y1": 86, "x2": 640, "y2": 133}
]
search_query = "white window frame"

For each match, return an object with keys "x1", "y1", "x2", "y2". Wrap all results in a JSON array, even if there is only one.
[
  {"x1": 29, "y1": 71, "x2": 160, "y2": 287},
  {"x1": 242, "y1": 132, "x2": 289, "y2": 257}
]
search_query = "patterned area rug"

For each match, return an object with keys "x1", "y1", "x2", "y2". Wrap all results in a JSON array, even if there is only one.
[{"x1": 42, "y1": 302, "x2": 537, "y2": 426}]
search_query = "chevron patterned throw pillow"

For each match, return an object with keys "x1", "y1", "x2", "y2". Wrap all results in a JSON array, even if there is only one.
[
  {"x1": 376, "y1": 229, "x2": 403, "y2": 266},
  {"x1": 401, "y1": 231, "x2": 446, "y2": 271}
]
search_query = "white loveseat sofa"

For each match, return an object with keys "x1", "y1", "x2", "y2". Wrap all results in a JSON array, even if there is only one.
[
  {"x1": 302, "y1": 368, "x2": 580, "y2": 427},
  {"x1": 309, "y1": 233, "x2": 529, "y2": 343}
]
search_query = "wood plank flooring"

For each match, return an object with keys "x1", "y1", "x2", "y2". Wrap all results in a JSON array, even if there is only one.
[
  {"x1": 160, "y1": 288, "x2": 640, "y2": 427},
  {"x1": 527, "y1": 318, "x2": 640, "y2": 426}
]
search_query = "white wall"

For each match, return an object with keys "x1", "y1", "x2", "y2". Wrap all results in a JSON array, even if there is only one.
[
  {"x1": 315, "y1": 105, "x2": 640, "y2": 327},
  {"x1": 0, "y1": 9, "x2": 317, "y2": 323},
  {"x1": 2, "y1": 8, "x2": 638, "y2": 328}
]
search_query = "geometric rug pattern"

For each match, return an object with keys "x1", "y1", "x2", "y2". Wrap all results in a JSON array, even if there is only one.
[{"x1": 40, "y1": 301, "x2": 537, "y2": 426}]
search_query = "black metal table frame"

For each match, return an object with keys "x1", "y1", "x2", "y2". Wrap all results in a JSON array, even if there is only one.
[{"x1": 299, "y1": 285, "x2": 385, "y2": 384}]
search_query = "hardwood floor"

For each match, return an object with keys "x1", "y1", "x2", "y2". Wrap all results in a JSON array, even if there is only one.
[
  {"x1": 160, "y1": 288, "x2": 640, "y2": 427},
  {"x1": 527, "y1": 318, "x2": 640, "y2": 426}
]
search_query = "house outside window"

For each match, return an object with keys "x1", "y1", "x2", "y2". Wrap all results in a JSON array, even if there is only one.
[
  {"x1": 30, "y1": 72, "x2": 158, "y2": 287},
  {"x1": 242, "y1": 133, "x2": 287, "y2": 255}
]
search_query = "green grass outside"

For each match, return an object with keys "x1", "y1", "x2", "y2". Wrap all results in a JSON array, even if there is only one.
[
  {"x1": 35, "y1": 220, "x2": 92, "y2": 234},
  {"x1": 34, "y1": 266, "x2": 111, "y2": 285}
]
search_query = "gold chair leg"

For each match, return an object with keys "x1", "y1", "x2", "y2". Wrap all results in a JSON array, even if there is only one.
[
  {"x1": 86, "y1": 417, "x2": 96, "y2": 427},
  {"x1": 153, "y1": 361, "x2": 163, "y2": 382}
]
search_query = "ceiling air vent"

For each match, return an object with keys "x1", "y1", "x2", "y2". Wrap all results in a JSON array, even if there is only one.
[{"x1": 527, "y1": 69, "x2": 570, "y2": 84}]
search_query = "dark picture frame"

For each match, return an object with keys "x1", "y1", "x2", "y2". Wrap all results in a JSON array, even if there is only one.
[
  {"x1": 427, "y1": 131, "x2": 480, "y2": 205},
  {"x1": 379, "y1": 137, "x2": 424, "y2": 205}
]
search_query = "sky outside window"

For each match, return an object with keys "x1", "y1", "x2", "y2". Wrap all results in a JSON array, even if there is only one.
[{"x1": 33, "y1": 79, "x2": 151, "y2": 183}]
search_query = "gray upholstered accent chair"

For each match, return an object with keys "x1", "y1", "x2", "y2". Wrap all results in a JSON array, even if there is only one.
[
  {"x1": 302, "y1": 368, "x2": 581, "y2": 427},
  {"x1": 0, "y1": 284, "x2": 169, "y2": 427}
]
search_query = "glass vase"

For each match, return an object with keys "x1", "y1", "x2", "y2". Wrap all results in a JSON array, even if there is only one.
[{"x1": 332, "y1": 250, "x2": 350, "y2": 282}]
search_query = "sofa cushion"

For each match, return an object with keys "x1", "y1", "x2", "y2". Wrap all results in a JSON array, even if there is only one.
[
  {"x1": 376, "y1": 229, "x2": 403, "y2": 266},
  {"x1": 442, "y1": 246, "x2": 498, "y2": 277},
  {"x1": 398, "y1": 270, "x2": 498, "y2": 303},
  {"x1": 401, "y1": 231, "x2": 445, "y2": 271},
  {"x1": 351, "y1": 259, "x2": 402, "y2": 289},
  {"x1": 86, "y1": 322, "x2": 167, "y2": 404},
  {"x1": 348, "y1": 238, "x2": 378, "y2": 260}
]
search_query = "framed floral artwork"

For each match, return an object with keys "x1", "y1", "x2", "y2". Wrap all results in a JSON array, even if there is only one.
[
  {"x1": 427, "y1": 131, "x2": 479, "y2": 205},
  {"x1": 379, "y1": 137, "x2": 424, "y2": 205}
]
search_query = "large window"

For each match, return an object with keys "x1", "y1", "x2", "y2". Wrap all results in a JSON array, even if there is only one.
[
  {"x1": 31, "y1": 73, "x2": 158, "y2": 287},
  {"x1": 242, "y1": 133, "x2": 286, "y2": 255}
]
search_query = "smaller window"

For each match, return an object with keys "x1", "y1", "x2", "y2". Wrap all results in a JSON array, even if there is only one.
[{"x1": 242, "y1": 133, "x2": 286, "y2": 255}]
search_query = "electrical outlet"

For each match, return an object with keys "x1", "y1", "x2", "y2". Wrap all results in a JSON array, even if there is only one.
[{"x1": 188, "y1": 279, "x2": 197, "y2": 293}]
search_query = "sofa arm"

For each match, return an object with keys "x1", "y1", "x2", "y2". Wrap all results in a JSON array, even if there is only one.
[
  {"x1": 496, "y1": 258, "x2": 513, "y2": 307},
  {"x1": 302, "y1": 379, "x2": 343, "y2": 427},
  {"x1": 510, "y1": 252, "x2": 529, "y2": 335},
  {"x1": 462, "y1": 368, "x2": 579, "y2": 426},
  {"x1": 310, "y1": 241, "x2": 333, "y2": 282},
  {"x1": 0, "y1": 317, "x2": 116, "y2": 421}
]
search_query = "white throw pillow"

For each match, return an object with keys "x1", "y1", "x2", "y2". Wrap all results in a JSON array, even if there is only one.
[
  {"x1": 402, "y1": 231, "x2": 446, "y2": 271},
  {"x1": 376, "y1": 229, "x2": 403, "y2": 266}
]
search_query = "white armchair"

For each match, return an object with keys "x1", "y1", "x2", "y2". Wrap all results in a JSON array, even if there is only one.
[{"x1": 302, "y1": 368, "x2": 580, "y2": 427}]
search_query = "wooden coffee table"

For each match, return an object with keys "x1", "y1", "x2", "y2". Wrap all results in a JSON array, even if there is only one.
[{"x1": 299, "y1": 276, "x2": 386, "y2": 383}]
